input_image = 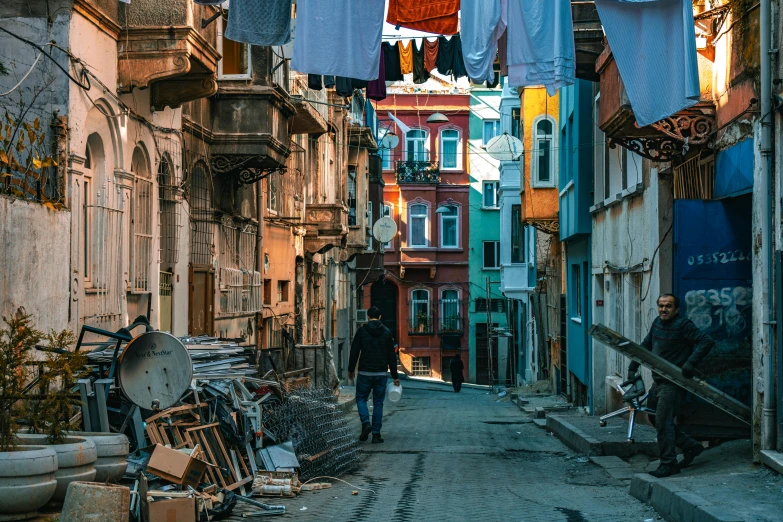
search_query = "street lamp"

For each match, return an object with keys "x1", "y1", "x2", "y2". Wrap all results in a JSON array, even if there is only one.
[{"x1": 426, "y1": 112, "x2": 450, "y2": 124}]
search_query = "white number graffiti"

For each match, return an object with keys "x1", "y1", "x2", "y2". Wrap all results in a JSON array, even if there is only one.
[
  {"x1": 687, "y1": 250, "x2": 751, "y2": 266},
  {"x1": 684, "y1": 287, "x2": 752, "y2": 335}
]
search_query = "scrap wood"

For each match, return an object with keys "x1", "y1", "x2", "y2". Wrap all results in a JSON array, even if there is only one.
[{"x1": 299, "y1": 482, "x2": 332, "y2": 491}]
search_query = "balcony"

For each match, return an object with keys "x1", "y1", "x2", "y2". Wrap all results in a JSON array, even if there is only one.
[
  {"x1": 117, "y1": 1, "x2": 220, "y2": 109},
  {"x1": 596, "y1": 44, "x2": 715, "y2": 162},
  {"x1": 288, "y1": 73, "x2": 329, "y2": 135},
  {"x1": 571, "y1": 0, "x2": 604, "y2": 82},
  {"x1": 348, "y1": 95, "x2": 379, "y2": 151},
  {"x1": 303, "y1": 203, "x2": 348, "y2": 255},
  {"x1": 408, "y1": 310, "x2": 434, "y2": 335},
  {"x1": 396, "y1": 161, "x2": 440, "y2": 184},
  {"x1": 438, "y1": 315, "x2": 464, "y2": 336}
]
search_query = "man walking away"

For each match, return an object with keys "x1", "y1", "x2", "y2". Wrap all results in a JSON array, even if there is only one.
[
  {"x1": 450, "y1": 354, "x2": 464, "y2": 392},
  {"x1": 628, "y1": 293, "x2": 714, "y2": 478},
  {"x1": 348, "y1": 306, "x2": 400, "y2": 443}
]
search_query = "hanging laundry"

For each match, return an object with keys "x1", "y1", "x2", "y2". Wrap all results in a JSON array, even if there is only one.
[
  {"x1": 486, "y1": 72, "x2": 500, "y2": 88},
  {"x1": 383, "y1": 42, "x2": 404, "y2": 82},
  {"x1": 367, "y1": 49, "x2": 387, "y2": 101},
  {"x1": 595, "y1": 0, "x2": 700, "y2": 127},
  {"x1": 291, "y1": 0, "x2": 385, "y2": 81},
  {"x1": 506, "y1": 0, "x2": 575, "y2": 96},
  {"x1": 436, "y1": 36, "x2": 456, "y2": 75},
  {"x1": 324, "y1": 76, "x2": 336, "y2": 88},
  {"x1": 387, "y1": 0, "x2": 460, "y2": 35},
  {"x1": 193, "y1": 0, "x2": 223, "y2": 4},
  {"x1": 335, "y1": 77, "x2": 354, "y2": 98},
  {"x1": 351, "y1": 78, "x2": 369, "y2": 89},
  {"x1": 452, "y1": 34, "x2": 468, "y2": 79},
  {"x1": 497, "y1": 29, "x2": 508, "y2": 77},
  {"x1": 226, "y1": 0, "x2": 292, "y2": 47},
  {"x1": 423, "y1": 39, "x2": 440, "y2": 72},
  {"x1": 308, "y1": 75, "x2": 323, "y2": 90},
  {"x1": 460, "y1": 0, "x2": 506, "y2": 83},
  {"x1": 413, "y1": 40, "x2": 431, "y2": 84},
  {"x1": 399, "y1": 41, "x2": 414, "y2": 75}
]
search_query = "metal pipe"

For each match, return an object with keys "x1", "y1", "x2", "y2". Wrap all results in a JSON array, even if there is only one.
[
  {"x1": 256, "y1": 176, "x2": 265, "y2": 352},
  {"x1": 760, "y1": 0, "x2": 777, "y2": 451}
]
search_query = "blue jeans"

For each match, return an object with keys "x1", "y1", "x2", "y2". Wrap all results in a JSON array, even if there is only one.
[{"x1": 355, "y1": 374, "x2": 387, "y2": 434}]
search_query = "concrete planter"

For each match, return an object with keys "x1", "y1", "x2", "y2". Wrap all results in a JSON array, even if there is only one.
[
  {"x1": 60, "y1": 481, "x2": 130, "y2": 522},
  {"x1": 0, "y1": 445, "x2": 58, "y2": 521},
  {"x1": 17, "y1": 434, "x2": 97, "y2": 502},
  {"x1": 67, "y1": 432, "x2": 129, "y2": 482}
]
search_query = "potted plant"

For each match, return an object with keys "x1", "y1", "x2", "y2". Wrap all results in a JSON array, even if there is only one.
[
  {"x1": 415, "y1": 311, "x2": 430, "y2": 333},
  {"x1": 17, "y1": 326, "x2": 97, "y2": 502},
  {"x1": 0, "y1": 310, "x2": 59, "y2": 519}
]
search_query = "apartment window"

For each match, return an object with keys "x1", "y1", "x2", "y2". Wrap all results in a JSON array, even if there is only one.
[
  {"x1": 347, "y1": 168, "x2": 357, "y2": 226},
  {"x1": 532, "y1": 116, "x2": 556, "y2": 187},
  {"x1": 411, "y1": 289, "x2": 431, "y2": 333},
  {"x1": 406, "y1": 129, "x2": 429, "y2": 161},
  {"x1": 441, "y1": 289, "x2": 460, "y2": 331},
  {"x1": 263, "y1": 279, "x2": 272, "y2": 305},
  {"x1": 218, "y1": 13, "x2": 251, "y2": 78},
  {"x1": 381, "y1": 147, "x2": 393, "y2": 170},
  {"x1": 483, "y1": 181, "x2": 499, "y2": 208},
  {"x1": 511, "y1": 108, "x2": 521, "y2": 139},
  {"x1": 382, "y1": 203, "x2": 393, "y2": 249},
  {"x1": 483, "y1": 120, "x2": 500, "y2": 145},
  {"x1": 439, "y1": 205, "x2": 458, "y2": 248},
  {"x1": 82, "y1": 145, "x2": 92, "y2": 284},
  {"x1": 572, "y1": 265, "x2": 581, "y2": 318},
  {"x1": 411, "y1": 356, "x2": 432, "y2": 376},
  {"x1": 409, "y1": 203, "x2": 428, "y2": 247},
  {"x1": 267, "y1": 175, "x2": 279, "y2": 214},
  {"x1": 511, "y1": 204, "x2": 524, "y2": 264},
  {"x1": 278, "y1": 280, "x2": 290, "y2": 303},
  {"x1": 475, "y1": 298, "x2": 506, "y2": 313},
  {"x1": 131, "y1": 146, "x2": 153, "y2": 293},
  {"x1": 483, "y1": 241, "x2": 500, "y2": 269},
  {"x1": 593, "y1": 94, "x2": 643, "y2": 203},
  {"x1": 440, "y1": 128, "x2": 459, "y2": 170}
]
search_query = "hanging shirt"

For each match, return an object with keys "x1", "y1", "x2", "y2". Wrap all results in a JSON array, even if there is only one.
[
  {"x1": 367, "y1": 49, "x2": 387, "y2": 101},
  {"x1": 399, "y1": 40, "x2": 414, "y2": 75},
  {"x1": 498, "y1": 29, "x2": 508, "y2": 77},
  {"x1": 335, "y1": 77, "x2": 354, "y2": 97},
  {"x1": 413, "y1": 40, "x2": 431, "y2": 84},
  {"x1": 383, "y1": 42, "x2": 404, "y2": 81},
  {"x1": 226, "y1": 0, "x2": 292, "y2": 47},
  {"x1": 291, "y1": 0, "x2": 385, "y2": 81},
  {"x1": 308, "y1": 75, "x2": 323, "y2": 90},
  {"x1": 460, "y1": 0, "x2": 505, "y2": 83},
  {"x1": 595, "y1": 0, "x2": 700, "y2": 127},
  {"x1": 324, "y1": 76, "x2": 336, "y2": 88},
  {"x1": 436, "y1": 36, "x2": 456, "y2": 75},
  {"x1": 386, "y1": 0, "x2": 460, "y2": 35},
  {"x1": 506, "y1": 0, "x2": 575, "y2": 96},
  {"x1": 423, "y1": 38, "x2": 440, "y2": 72},
  {"x1": 451, "y1": 34, "x2": 468, "y2": 79}
]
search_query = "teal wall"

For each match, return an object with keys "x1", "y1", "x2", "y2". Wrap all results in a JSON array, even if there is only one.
[{"x1": 467, "y1": 87, "x2": 507, "y2": 384}]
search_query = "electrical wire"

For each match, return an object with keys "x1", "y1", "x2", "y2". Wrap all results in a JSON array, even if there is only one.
[{"x1": 298, "y1": 475, "x2": 378, "y2": 494}]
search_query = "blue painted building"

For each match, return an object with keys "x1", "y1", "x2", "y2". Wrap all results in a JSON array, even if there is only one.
[{"x1": 558, "y1": 80, "x2": 595, "y2": 407}]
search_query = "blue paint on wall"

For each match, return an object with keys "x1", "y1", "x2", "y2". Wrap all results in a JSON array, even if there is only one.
[
  {"x1": 565, "y1": 238, "x2": 591, "y2": 386},
  {"x1": 714, "y1": 139, "x2": 754, "y2": 199}
]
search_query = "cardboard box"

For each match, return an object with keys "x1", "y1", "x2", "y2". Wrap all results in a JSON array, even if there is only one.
[
  {"x1": 144, "y1": 444, "x2": 211, "y2": 488},
  {"x1": 147, "y1": 496, "x2": 196, "y2": 522}
]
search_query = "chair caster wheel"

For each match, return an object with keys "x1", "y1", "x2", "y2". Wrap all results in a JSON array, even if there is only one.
[
  {"x1": 599, "y1": 421, "x2": 607, "y2": 427},
  {"x1": 628, "y1": 439, "x2": 635, "y2": 444}
]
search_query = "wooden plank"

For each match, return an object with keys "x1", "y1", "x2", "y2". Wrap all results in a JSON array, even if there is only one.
[
  {"x1": 193, "y1": 430, "x2": 226, "y2": 488},
  {"x1": 588, "y1": 323, "x2": 751, "y2": 425},
  {"x1": 145, "y1": 424, "x2": 160, "y2": 445},
  {"x1": 224, "y1": 476, "x2": 253, "y2": 491},
  {"x1": 184, "y1": 422, "x2": 220, "y2": 432},
  {"x1": 145, "y1": 403, "x2": 208, "y2": 423}
]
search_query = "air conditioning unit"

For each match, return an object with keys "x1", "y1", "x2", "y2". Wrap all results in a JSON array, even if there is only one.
[{"x1": 356, "y1": 309, "x2": 368, "y2": 323}]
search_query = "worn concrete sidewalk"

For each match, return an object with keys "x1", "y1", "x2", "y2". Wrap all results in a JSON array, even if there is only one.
[{"x1": 540, "y1": 409, "x2": 783, "y2": 522}]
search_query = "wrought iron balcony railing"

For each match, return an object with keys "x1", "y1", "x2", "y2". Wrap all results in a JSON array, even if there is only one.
[
  {"x1": 438, "y1": 315, "x2": 464, "y2": 335},
  {"x1": 396, "y1": 160, "x2": 440, "y2": 184},
  {"x1": 408, "y1": 311, "x2": 434, "y2": 335}
]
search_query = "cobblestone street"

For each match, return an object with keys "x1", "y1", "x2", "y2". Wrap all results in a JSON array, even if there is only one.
[{"x1": 232, "y1": 381, "x2": 659, "y2": 521}]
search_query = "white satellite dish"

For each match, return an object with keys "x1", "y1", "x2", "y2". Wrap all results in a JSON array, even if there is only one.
[
  {"x1": 373, "y1": 216, "x2": 397, "y2": 244},
  {"x1": 485, "y1": 132, "x2": 523, "y2": 161},
  {"x1": 380, "y1": 132, "x2": 399, "y2": 150}
]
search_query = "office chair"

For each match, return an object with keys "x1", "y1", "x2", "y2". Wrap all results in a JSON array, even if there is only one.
[{"x1": 599, "y1": 374, "x2": 655, "y2": 443}]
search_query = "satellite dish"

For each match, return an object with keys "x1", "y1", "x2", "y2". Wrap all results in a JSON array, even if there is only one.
[
  {"x1": 118, "y1": 331, "x2": 193, "y2": 410},
  {"x1": 380, "y1": 132, "x2": 399, "y2": 149},
  {"x1": 373, "y1": 216, "x2": 397, "y2": 244},
  {"x1": 485, "y1": 132, "x2": 523, "y2": 161}
]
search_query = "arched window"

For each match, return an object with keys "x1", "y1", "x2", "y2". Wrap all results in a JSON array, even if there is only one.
[
  {"x1": 158, "y1": 154, "x2": 181, "y2": 269},
  {"x1": 189, "y1": 161, "x2": 213, "y2": 266},
  {"x1": 439, "y1": 128, "x2": 459, "y2": 170},
  {"x1": 440, "y1": 289, "x2": 460, "y2": 332},
  {"x1": 410, "y1": 288, "x2": 432, "y2": 334},
  {"x1": 405, "y1": 129, "x2": 428, "y2": 162},
  {"x1": 131, "y1": 146, "x2": 152, "y2": 292},
  {"x1": 532, "y1": 116, "x2": 556, "y2": 186},
  {"x1": 409, "y1": 203, "x2": 428, "y2": 247},
  {"x1": 439, "y1": 205, "x2": 458, "y2": 248}
]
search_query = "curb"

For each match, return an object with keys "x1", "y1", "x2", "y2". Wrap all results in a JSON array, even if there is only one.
[
  {"x1": 630, "y1": 474, "x2": 745, "y2": 522},
  {"x1": 546, "y1": 415, "x2": 604, "y2": 456},
  {"x1": 337, "y1": 397, "x2": 357, "y2": 414}
]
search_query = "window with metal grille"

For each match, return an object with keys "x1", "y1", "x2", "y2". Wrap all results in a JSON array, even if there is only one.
[
  {"x1": 411, "y1": 356, "x2": 431, "y2": 376},
  {"x1": 347, "y1": 168, "x2": 357, "y2": 226},
  {"x1": 475, "y1": 298, "x2": 506, "y2": 313},
  {"x1": 410, "y1": 289, "x2": 432, "y2": 334},
  {"x1": 189, "y1": 161, "x2": 213, "y2": 266},
  {"x1": 158, "y1": 150, "x2": 182, "y2": 270},
  {"x1": 132, "y1": 147, "x2": 153, "y2": 292}
]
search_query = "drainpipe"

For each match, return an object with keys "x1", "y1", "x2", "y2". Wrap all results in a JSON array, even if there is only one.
[
  {"x1": 760, "y1": 0, "x2": 777, "y2": 451},
  {"x1": 256, "y1": 180, "x2": 265, "y2": 352}
]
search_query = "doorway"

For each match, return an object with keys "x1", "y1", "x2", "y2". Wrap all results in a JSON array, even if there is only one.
[
  {"x1": 189, "y1": 265, "x2": 214, "y2": 336},
  {"x1": 371, "y1": 278, "x2": 398, "y2": 341}
]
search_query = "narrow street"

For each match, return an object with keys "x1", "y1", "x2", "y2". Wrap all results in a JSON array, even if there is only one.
[{"x1": 232, "y1": 381, "x2": 658, "y2": 521}]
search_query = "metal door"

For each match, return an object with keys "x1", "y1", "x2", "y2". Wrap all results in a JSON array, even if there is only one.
[
  {"x1": 371, "y1": 279, "x2": 398, "y2": 341},
  {"x1": 189, "y1": 265, "x2": 214, "y2": 336},
  {"x1": 673, "y1": 196, "x2": 752, "y2": 436}
]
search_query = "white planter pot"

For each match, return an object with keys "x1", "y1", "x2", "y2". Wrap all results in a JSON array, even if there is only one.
[
  {"x1": 0, "y1": 445, "x2": 58, "y2": 521},
  {"x1": 17, "y1": 435, "x2": 97, "y2": 502},
  {"x1": 67, "y1": 432, "x2": 129, "y2": 482}
]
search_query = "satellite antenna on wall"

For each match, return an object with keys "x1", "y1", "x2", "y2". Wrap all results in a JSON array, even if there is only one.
[{"x1": 372, "y1": 216, "x2": 397, "y2": 245}]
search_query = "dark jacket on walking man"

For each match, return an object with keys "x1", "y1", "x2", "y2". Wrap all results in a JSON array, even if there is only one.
[
  {"x1": 628, "y1": 293, "x2": 714, "y2": 478},
  {"x1": 450, "y1": 354, "x2": 464, "y2": 392},
  {"x1": 348, "y1": 306, "x2": 400, "y2": 444}
]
